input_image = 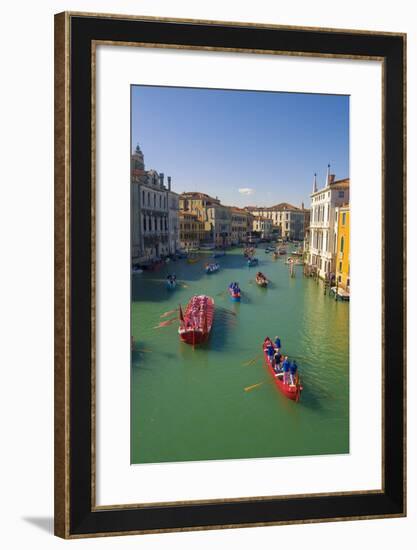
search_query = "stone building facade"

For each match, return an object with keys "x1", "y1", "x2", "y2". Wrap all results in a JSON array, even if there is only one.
[{"x1": 307, "y1": 167, "x2": 350, "y2": 279}]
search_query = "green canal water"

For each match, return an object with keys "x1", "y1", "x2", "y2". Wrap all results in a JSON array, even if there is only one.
[{"x1": 131, "y1": 247, "x2": 349, "y2": 464}]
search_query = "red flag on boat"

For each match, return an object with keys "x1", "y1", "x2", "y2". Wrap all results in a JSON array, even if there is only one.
[{"x1": 179, "y1": 304, "x2": 185, "y2": 324}]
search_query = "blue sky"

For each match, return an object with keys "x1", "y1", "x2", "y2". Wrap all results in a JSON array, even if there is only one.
[{"x1": 131, "y1": 86, "x2": 349, "y2": 208}]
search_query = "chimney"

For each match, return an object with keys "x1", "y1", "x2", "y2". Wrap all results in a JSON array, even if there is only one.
[
  {"x1": 159, "y1": 172, "x2": 164, "y2": 188},
  {"x1": 167, "y1": 176, "x2": 172, "y2": 191},
  {"x1": 329, "y1": 174, "x2": 335, "y2": 185},
  {"x1": 301, "y1": 202, "x2": 304, "y2": 210}
]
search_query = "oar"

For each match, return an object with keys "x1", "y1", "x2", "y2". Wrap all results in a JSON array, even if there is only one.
[
  {"x1": 153, "y1": 318, "x2": 177, "y2": 329},
  {"x1": 243, "y1": 354, "x2": 262, "y2": 366},
  {"x1": 160, "y1": 308, "x2": 179, "y2": 318},
  {"x1": 244, "y1": 381, "x2": 265, "y2": 392},
  {"x1": 218, "y1": 307, "x2": 237, "y2": 316}
]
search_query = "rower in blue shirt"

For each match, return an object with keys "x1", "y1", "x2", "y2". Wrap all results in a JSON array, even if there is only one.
[
  {"x1": 282, "y1": 356, "x2": 290, "y2": 384},
  {"x1": 274, "y1": 336, "x2": 281, "y2": 351},
  {"x1": 267, "y1": 344, "x2": 275, "y2": 366},
  {"x1": 289, "y1": 360, "x2": 298, "y2": 385}
]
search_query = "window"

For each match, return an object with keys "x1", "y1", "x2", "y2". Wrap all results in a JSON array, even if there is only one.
[
  {"x1": 154, "y1": 194, "x2": 156, "y2": 208},
  {"x1": 338, "y1": 275, "x2": 342, "y2": 283},
  {"x1": 142, "y1": 190, "x2": 145, "y2": 203},
  {"x1": 342, "y1": 212, "x2": 346, "y2": 225},
  {"x1": 338, "y1": 191, "x2": 344, "y2": 198},
  {"x1": 340, "y1": 236, "x2": 345, "y2": 253},
  {"x1": 143, "y1": 217, "x2": 146, "y2": 232},
  {"x1": 339, "y1": 261, "x2": 342, "y2": 272},
  {"x1": 159, "y1": 195, "x2": 162, "y2": 208},
  {"x1": 147, "y1": 192, "x2": 150, "y2": 206}
]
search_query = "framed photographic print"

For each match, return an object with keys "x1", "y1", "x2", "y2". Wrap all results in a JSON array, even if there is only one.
[{"x1": 54, "y1": 12, "x2": 406, "y2": 538}]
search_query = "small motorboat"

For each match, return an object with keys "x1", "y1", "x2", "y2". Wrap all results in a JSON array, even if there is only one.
[
  {"x1": 255, "y1": 272, "x2": 269, "y2": 287},
  {"x1": 166, "y1": 275, "x2": 177, "y2": 290},
  {"x1": 178, "y1": 295, "x2": 215, "y2": 345},
  {"x1": 187, "y1": 255, "x2": 200, "y2": 264},
  {"x1": 263, "y1": 337, "x2": 302, "y2": 402},
  {"x1": 228, "y1": 283, "x2": 241, "y2": 302},
  {"x1": 247, "y1": 257, "x2": 259, "y2": 267},
  {"x1": 131, "y1": 266, "x2": 143, "y2": 274},
  {"x1": 205, "y1": 262, "x2": 220, "y2": 274}
]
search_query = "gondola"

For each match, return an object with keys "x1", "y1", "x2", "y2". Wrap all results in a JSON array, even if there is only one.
[{"x1": 262, "y1": 337, "x2": 302, "y2": 401}]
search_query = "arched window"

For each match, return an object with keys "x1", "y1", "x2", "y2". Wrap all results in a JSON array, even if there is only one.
[
  {"x1": 340, "y1": 236, "x2": 345, "y2": 253},
  {"x1": 143, "y1": 217, "x2": 146, "y2": 232}
]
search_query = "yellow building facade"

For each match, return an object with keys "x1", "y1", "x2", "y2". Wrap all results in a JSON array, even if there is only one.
[
  {"x1": 179, "y1": 212, "x2": 205, "y2": 249},
  {"x1": 335, "y1": 205, "x2": 350, "y2": 291}
]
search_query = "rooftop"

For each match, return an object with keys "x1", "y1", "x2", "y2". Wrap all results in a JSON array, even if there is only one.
[
  {"x1": 312, "y1": 177, "x2": 350, "y2": 195},
  {"x1": 180, "y1": 192, "x2": 220, "y2": 204},
  {"x1": 245, "y1": 202, "x2": 300, "y2": 212}
]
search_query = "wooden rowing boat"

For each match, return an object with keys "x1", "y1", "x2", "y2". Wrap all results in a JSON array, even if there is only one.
[
  {"x1": 262, "y1": 337, "x2": 302, "y2": 401},
  {"x1": 255, "y1": 272, "x2": 269, "y2": 287},
  {"x1": 228, "y1": 284, "x2": 241, "y2": 302},
  {"x1": 178, "y1": 295, "x2": 214, "y2": 345}
]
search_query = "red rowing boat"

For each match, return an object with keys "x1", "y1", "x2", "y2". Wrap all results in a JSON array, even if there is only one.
[
  {"x1": 262, "y1": 337, "x2": 302, "y2": 401},
  {"x1": 178, "y1": 295, "x2": 214, "y2": 345}
]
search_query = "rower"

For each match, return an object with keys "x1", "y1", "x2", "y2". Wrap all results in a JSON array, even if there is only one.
[
  {"x1": 289, "y1": 360, "x2": 298, "y2": 386},
  {"x1": 274, "y1": 336, "x2": 281, "y2": 352},
  {"x1": 282, "y1": 356, "x2": 290, "y2": 384}
]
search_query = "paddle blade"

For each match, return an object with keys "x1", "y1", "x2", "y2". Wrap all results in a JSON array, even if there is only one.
[
  {"x1": 242, "y1": 354, "x2": 261, "y2": 366},
  {"x1": 244, "y1": 382, "x2": 265, "y2": 392},
  {"x1": 154, "y1": 319, "x2": 177, "y2": 329},
  {"x1": 160, "y1": 308, "x2": 178, "y2": 318}
]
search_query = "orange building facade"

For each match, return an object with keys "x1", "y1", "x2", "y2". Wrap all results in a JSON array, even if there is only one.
[{"x1": 335, "y1": 205, "x2": 350, "y2": 291}]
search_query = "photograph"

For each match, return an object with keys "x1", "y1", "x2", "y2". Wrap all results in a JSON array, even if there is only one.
[{"x1": 130, "y1": 85, "x2": 350, "y2": 464}]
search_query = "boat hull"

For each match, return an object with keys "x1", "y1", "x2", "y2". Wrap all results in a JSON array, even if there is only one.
[
  {"x1": 262, "y1": 338, "x2": 302, "y2": 401},
  {"x1": 228, "y1": 289, "x2": 241, "y2": 302},
  {"x1": 179, "y1": 295, "x2": 215, "y2": 345}
]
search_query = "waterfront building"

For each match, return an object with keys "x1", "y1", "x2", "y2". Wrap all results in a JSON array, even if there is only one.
[
  {"x1": 302, "y1": 204, "x2": 311, "y2": 254},
  {"x1": 131, "y1": 145, "x2": 175, "y2": 265},
  {"x1": 245, "y1": 203, "x2": 305, "y2": 240},
  {"x1": 335, "y1": 204, "x2": 350, "y2": 291},
  {"x1": 229, "y1": 207, "x2": 253, "y2": 245},
  {"x1": 307, "y1": 166, "x2": 350, "y2": 279},
  {"x1": 167, "y1": 176, "x2": 180, "y2": 255},
  {"x1": 179, "y1": 212, "x2": 205, "y2": 250},
  {"x1": 179, "y1": 192, "x2": 232, "y2": 247},
  {"x1": 252, "y1": 216, "x2": 273, "y2": 239}
]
